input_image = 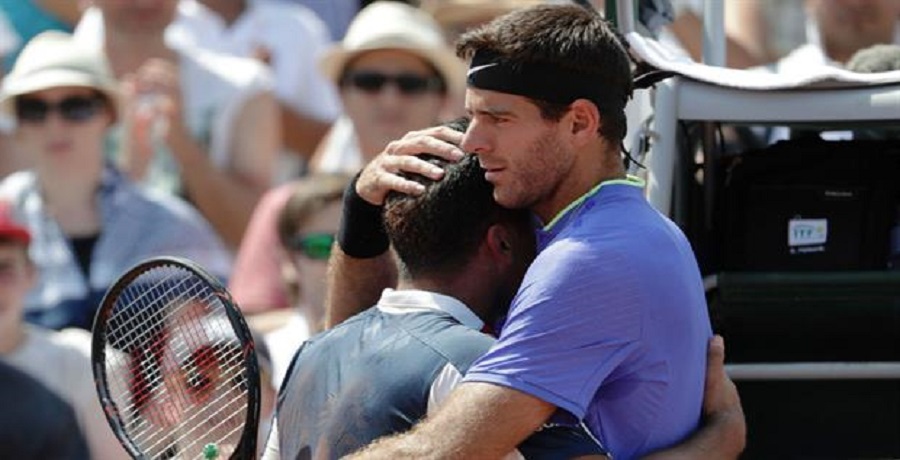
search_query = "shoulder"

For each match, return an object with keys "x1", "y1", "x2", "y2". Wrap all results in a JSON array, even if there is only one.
[
  {"x1": 401, "y1": 312, "x2": 496, "y2": 373},
  {"x1": 533, "y1": 234, "x2": 628, "y2": 284}
]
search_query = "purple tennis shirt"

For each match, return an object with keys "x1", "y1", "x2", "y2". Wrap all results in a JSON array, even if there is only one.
[{"x1": 464, "y1": 178, "x2": 712, "y2": 460}]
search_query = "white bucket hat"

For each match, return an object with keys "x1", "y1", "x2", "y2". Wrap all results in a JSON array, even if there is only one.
[
  {"x1": 0, "y1": 31, "x2": 119, "y2": 118},
  {"x1": 320, "y1": 1, "x2": 466, "y2": 93}
]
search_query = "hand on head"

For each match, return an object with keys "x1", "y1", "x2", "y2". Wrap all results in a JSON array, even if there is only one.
[{"x1": 355, "y1": 125, "x2": 467, "y2": 205}]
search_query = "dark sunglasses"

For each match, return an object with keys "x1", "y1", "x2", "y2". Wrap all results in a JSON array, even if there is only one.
[
  {"x1": 14, "y1": 95, "x2": 103, "y2": 123},
  {"x1": 287, "y1": 233, "x2": 335, "y2": 260},
  {"x1": 342, "y1": 71, "x2": 444, "y2": 95}
]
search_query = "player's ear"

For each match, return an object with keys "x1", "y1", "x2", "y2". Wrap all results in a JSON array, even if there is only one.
[
  {"x1": 567, "y1": 99, "x2": 600, "y2": 143},
  {"x1": 485, "y1": 224, "x2": 514, "y2": 262}
]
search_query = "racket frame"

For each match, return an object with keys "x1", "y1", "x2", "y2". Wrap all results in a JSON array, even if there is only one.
[{"x1": 91, "y1": 256, "x2": 261, "y2": 460}]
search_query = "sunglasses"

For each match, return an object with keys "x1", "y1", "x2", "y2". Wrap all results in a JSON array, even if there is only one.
[
  {"x1": 287, "y1": 233, "x2": 335, "y2": 260},
  {"x1": 342, "y1": 71, "x2": 444, "y2": 96},
  {"x1": 14, "y1": 95, "x2": 103, "y2": 124}
]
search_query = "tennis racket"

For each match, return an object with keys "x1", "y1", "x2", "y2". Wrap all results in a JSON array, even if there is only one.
[{"x1": 91, "y1": 257, "x2": 260, "y2": 460}]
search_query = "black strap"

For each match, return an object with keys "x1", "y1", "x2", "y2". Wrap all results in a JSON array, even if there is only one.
[{"x1": 336, "y1": 173, "x2": 390, "y2": 259}]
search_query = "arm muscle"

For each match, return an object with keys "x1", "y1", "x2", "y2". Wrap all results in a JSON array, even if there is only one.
[{"x1": 349, "y1": 382, "x2": 555, "y2": 459}]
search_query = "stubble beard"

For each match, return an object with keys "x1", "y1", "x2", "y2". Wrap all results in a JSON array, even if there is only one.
[{"x1": 499, "y1": 131, "x2": 570, "y2": 217}]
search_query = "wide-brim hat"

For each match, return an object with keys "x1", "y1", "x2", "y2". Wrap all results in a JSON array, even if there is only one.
[
  {"x1": 320, "y1": 1, "x2": 466, "y2": 93},
  {"x1": 0, "y1": 31, "x2": 119, "y2": 118}
]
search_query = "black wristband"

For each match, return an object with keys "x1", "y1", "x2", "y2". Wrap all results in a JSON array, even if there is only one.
[{"x1": 337, "y1": 173, "x2": 390, "y2": 258}]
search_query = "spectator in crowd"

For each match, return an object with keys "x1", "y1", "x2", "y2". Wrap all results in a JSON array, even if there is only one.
[
  {"x1": 75, "y1": 0, "x2": 280, "y2": 249},
  {"x1": 777, "y1": 0, "x2": 900, "y2": 72},
  {"x1": 326, "y1": 4, "x2": 718, "y2": 458},
  {"x1": 0, "y1": 31, "x2": 230, "y2": 331},
  {"x1": 0, "y1": 360, "x2": 90, "y2": 460},
  {"x1": 171, "y1": 0, "x2": 342, "y2": 176},
  {"x1": 0, "y1": 200, "x2": 128, "y2": 459},
  {"x1": 309, "y1": 0, "x2": 465, "y2": 174}
]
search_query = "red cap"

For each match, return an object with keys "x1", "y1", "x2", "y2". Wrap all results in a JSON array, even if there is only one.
[{"x1": 0, "y1": 202, "x2": 30, "y2": 246}]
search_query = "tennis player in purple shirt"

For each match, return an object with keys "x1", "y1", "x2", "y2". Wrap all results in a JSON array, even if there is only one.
[
  {"x1": 325, "y1": 4, "x2": 741, "y2": 459},
  {"x1": 465, "y1": 177, "x2": 711, "y2": 458}
]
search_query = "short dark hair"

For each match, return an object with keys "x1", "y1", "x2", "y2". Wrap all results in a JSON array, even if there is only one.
[
  {"x1": 455, "y1": 4, "x2": 633, "y2": 144},
  {"x1": 383, "y1": 118, "x2": 530, "y2": 278}
]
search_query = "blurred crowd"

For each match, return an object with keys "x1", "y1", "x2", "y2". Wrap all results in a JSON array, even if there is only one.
[{"x1": 0, "y1": 0, "x2": 897, "y2": 458}]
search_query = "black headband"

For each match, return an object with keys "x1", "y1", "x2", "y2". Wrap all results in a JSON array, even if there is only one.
[{"x1": 466, "y1": 50, "x2": 624, "y2": 110}]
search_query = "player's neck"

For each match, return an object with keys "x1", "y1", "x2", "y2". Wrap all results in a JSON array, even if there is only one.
[
  {"x1": 397, "y1": 277, "x2": 497, "y2": 326},
  {"x1": 535, "y1": 144, "x2": 625, "y2": 223}
]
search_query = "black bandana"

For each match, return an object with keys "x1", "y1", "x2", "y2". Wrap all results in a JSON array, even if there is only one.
[{"x1": 466, "y1": 50, "x2": 623, "y2": 110}]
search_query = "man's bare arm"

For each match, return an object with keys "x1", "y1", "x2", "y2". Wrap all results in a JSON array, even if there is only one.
[
  {"x1": 348, "y1": 382, "x2": 555, "y2": 459},
  {"x1": 323, "y1": 246, "x2": 396, "y2": 328},
  {"x1": 346, "y1": 335, "x2": 744, "y2": 459}
]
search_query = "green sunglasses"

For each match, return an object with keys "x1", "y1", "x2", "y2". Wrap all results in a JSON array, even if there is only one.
[{"x1": 287, "y1": 233, "x2": 335, "y2": 260}]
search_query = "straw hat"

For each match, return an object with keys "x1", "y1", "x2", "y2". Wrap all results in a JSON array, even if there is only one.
[
  {"x1": 0, "y1": 31, "x2": 119, "y2": 117},
  {"x1": 319, "y1": 1, "x2": 466, "y2": 93}
]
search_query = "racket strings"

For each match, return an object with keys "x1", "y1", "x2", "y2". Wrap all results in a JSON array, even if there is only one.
[{"x1": 101, "y1": 264, "x2": 251, "y2": 459}]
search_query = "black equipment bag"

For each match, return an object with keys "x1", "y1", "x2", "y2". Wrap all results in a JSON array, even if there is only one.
[{"x1": 717, "y1": 138, "x2": 900, "y2": 272}]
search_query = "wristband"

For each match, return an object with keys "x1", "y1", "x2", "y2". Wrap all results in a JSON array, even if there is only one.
[{"x1": 337, "y1": 173, "x2": 390, "y2": 258}]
